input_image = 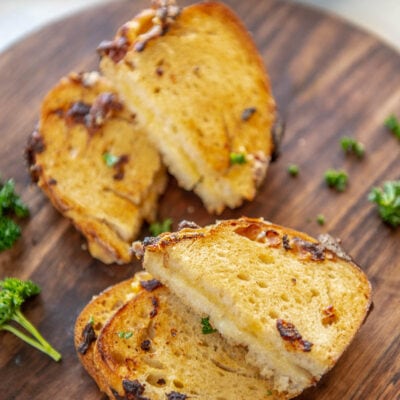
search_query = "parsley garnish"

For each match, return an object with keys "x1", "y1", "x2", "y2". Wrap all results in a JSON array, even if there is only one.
[
  {"x1": 230, "y1": 152, "x2": 247, "y2": 165},
  {"x1": 384, "y1": 115, "x2": 400, "y2": 140},
  {"x1": 102, "y1": 152, "x2": 120, "y2": 167},
  {"x1": 0, "y1": 179, "x2": 29, "y2": 251},
  {"x1": 316, "y1": 214, "x2": 325, "y2": 226},
  {"x1": 324, "y1": 169, "x2": 348, "y2": 192},
  {"x1": 88, "y1": 315, "x2": 94, "y2": 325},
  {"x1": 201, "y1": 316, "x2": 217, "y2": 334},
  {"x1": 287, "y1": 164, "x2": 299, "y2": 177},
  {"x1": 340, "y1": 136, "x2": 365, "y2": 158},
  {"x1": 368, "y1": 180, "x2": 400, "y2": 227},
  {"x1": 149, "y1": 218, "x2": 172, "y2": 236},
  {"x1": 117, "y1": 331, "x2": 133, "y2": 339}
]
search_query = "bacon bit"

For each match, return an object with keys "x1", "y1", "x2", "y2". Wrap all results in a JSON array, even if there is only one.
[
  {"x1": 149, "y1": 297, "x2": 159, "y2": 318},
  {"x1": 177, "y1": 220, "x2": 200, "y2": 230},
  {"x1": 322, "y1": 305, "x2": 338, "y2": 325},
  {"x1": 86, "y1": 92, "x2": 123, "y2": 130},
  {"x1": 66, "y1": 101, "x2": 91, "y2": 125},
  {"x1": 170, "y1": 328, "x2": 178, "y2": 337},
  {"x1": 25, "y1": 128, "x2": 46, "y2": 181},
  {"x1": 292, "y1": 237, "x2": 325, "y2": 261},
  {"x1": 282, "y1": 234, "x2": 291, "y2": 250},
  {"x1": 77, "y1": 322, "x2": 96, "y2": 354},
  {"x1": 317, "y1": 233, "x2": 352, "y2": 262},
  {"x1": 265, "y1": 230, "x2": 281, "y2": 247},
  {"x1": 134, "y1": 0, "x2": 181, "y2": 52},
  {"x1": 276, "y1": 319, "x2": 313, "y2": 352},
  {"x1": 97, "y1": 36, "x2": 130, "y2": 63},
  {"x1": 234, "y1": 223, "x2": 264, "y2": 242},
  {"x1": 140, "y1": 279, "x2": 163, "y2": 292}
]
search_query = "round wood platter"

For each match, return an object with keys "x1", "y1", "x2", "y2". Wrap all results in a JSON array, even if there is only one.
[{"x1": 0, "y1": 0, "x2": 399, "y2": 399}]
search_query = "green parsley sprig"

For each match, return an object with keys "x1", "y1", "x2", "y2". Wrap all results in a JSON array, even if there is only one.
[
  {"x1": 0, "y1": 277, "x2": 61, "y2": 361},
  {"x1": 368, "y1": 180, "x2": 400, "y2": 227},
  {"x1": 149, "y1": 218, "x2": 173, "y2": 236},
  {"x1": 201, "y1": 316, "x2": 217, "y2": 334},
  {"x1": 102, "y1": 152, "x2": 120, "y2": 167},
  {"x1": 340, "y1": 136, "x2": 365, "y2": 158},
  {"x1": 229, "y1": 152, "x2": 247, "y2": 165},
  {"x1": 384, "y1": 115, "x2": 400, "y2": 140},
  {"x1": 117, "y1": 331, "x2": 133, "y2": 339},
  {"x1": 324, "y1": 169, "x2": 348, "y2": 192},
  {"x1": 287, "y1": 164, "x2": 299, "y2": 177}
]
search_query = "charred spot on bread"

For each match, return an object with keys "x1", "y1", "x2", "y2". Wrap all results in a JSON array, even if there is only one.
[
  {"x1": 282, "y1": 234, "x2": 291, "y2": 251},
  {"x1": 25, "y1": 128, "x2": 46, "y2": 182},
  {"x1": 86, "y1": 92, "x2": 123, "y2": 130},
  {"x1": 112, "y1": 154, "x2": 129, "y2": 180},
  {"x1": 276, "y1": 319, "x2": 313, "y2": 352},
  {"x1": 177, "y1": 220, "x2": 200, "y2": 230},
  {"x1": 166, "y1": 391, "x2": 188, "y2": 400},
  {"x1": 292, "y1": 237, "x2": 325, "y2": 261},
  {"x1": 149, "y1": 296, "x2": 159, "y2": 318},
  {"x1": 77, "y1": 322, "x2": 96, "y2": 355},
  {"x1": 122, "y1": 379, "x2": 149, "y2": 400},
  {"x1": 140, "y1": 339, "x2": 151, "y2": 351},
  {"x1": 270, "y1": 116, "x2": 285, "y2": 162},
  {"x1": 241, "y1": 107, "x2": 257, "y2": 121},
  {"x1": 140, "y1": 279, "x2": 163, "y2": 292},
  {"x1": 66, "y1": 101, "x2": 91, "y2": 125}
]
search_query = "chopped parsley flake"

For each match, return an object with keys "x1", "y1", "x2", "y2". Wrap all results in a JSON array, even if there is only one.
[
  {"x1": 384, "y1": 115, "x2": 400, "y2": 140},
  {"x1": 368, "y1": 180, "x2": 400, "y2": 227},
  {"x1": 316, "y1": 214, "x2": 326, "y2": 226},
  {"x1": 201, "y1": 316, "x2": 217, "y2": 334},
  {"x1": 324, "y1": 169, "x2": 348, "y2": 192},
  {"x1": 230, "y1": 152, "x2": 247, "y2": 165},
  {"x1": 287, "y1": 164, "x2": 299, "y2": 177},
  {"x1": 340, "y1": 136, "x2": 365, "y2": 158},
  {"x1": 117, "y1": 331, "x2": 133, "y2": 339},
  {"x1": 149, "y1": 218, "x2": 173, "y2": 236},
  {"x1": 102, "y1": 152, "x2": 120, "y2": 167},
  {"x1": 88, "y1": 315, "x2": 94, "y2": 325}
]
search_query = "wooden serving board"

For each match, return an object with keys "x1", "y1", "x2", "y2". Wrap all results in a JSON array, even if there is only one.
[{"x1": 0, "y1": 0, "x2": 399, "y2": 398}]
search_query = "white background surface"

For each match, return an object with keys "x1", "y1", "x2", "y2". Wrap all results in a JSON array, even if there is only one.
[{"x1": 0, "y1": 0, "x2": 399, "y2": 53}]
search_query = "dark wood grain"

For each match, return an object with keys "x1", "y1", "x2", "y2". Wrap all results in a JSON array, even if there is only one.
[{"x1": 0, "y1": 0, "x2": 399, "y2": 399}]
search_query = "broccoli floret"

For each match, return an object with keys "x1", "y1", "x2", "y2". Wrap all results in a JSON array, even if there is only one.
[
  {"x1": 0, "y1": 278, "x2": 61, "y2": 361},
  {"x1": 0, "y1": 178, "x2": 29, "y2": 251}
]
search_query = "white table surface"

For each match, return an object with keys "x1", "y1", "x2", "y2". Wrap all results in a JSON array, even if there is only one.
[{"x1": 0, "y1": 0, "x2": 399, "y2": 53}]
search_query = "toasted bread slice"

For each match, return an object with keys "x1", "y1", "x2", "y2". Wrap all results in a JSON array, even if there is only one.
[
  {"x1": 26, "y1": 71, "x2": 167, "y2": 263},
  {"x1": 74, "y1": 272, "x2": 152, "y2": 391},
  {"x1": 94, "y1": 284, "x2": 285, "y2": 400},
  {"x1": 99, "y1": 2, "x2": 276, "y2": 214},
  {"x1": 138, "y1": 217, "x2": 372, "y2": 396}
]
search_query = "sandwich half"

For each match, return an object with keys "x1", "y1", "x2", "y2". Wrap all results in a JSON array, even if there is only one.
[
  {"x1": 137, "y1": 217, "x2": 372, "y2": 396},
  {"x1": 26, "y1": 71, "x2": 167, "y2": 263},
  {"x1": 99, "y1": 1, "x2": 277, "y2": 214}
]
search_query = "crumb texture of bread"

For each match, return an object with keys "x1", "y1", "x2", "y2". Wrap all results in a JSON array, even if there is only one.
[
  {"x1": 100, "y1": 2, "x2": 276, "y2": 214},
  {"x1": 27, "y1": 72, "x2": 167, "y2": 264},
  {"x1": 94, "y1": 285, "x2": 286, "y2": 400},
  {"x1": 142, "y1": 217, "x2": 372, "y2": 395}
]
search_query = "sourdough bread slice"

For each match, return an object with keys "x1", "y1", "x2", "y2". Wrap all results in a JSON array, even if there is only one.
[
  {"x1": 26, "y1": 71, "x2": 167, "y2": 263},
  {"x1": 94, "y1": 284, "x2": 284, "y2": 400},
  {"x1": 74, "y1": 272, "x2": 152, "y2": 391},
  {"x1": 138, "y1": 217, "x2": 372, "y2": 396},
  {"x1": 99, "y1": 1, "x2": 276, "y2": 214}
]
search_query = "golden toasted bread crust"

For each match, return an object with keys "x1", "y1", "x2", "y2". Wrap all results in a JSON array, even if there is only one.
[{"x1": 27, "y1": 72, "x2": 167, "y2": 263}]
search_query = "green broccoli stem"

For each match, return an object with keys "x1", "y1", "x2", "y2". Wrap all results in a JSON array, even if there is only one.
[{"x1": 9, "y1": 309, "x2": 62, "y2": 362}]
